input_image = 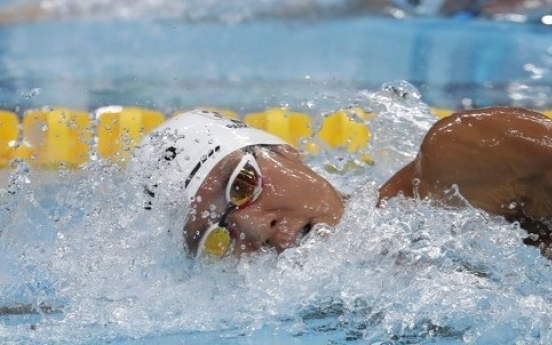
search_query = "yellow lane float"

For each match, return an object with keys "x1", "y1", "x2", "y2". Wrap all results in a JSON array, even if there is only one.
[
  {"x1": 316, "y1": 107, "x2": 374, "y2": 170},
  {"x1": 95, "y1": 106, "x2": 165, "y2": 163},
  {"x1": 0, "y1": 110, "x2": 18, "y2": 167},
  {"x1": 7, "y1": 105, "x2": 545, "y2": 170},
  {"x1": 430, "y1": 107, "x2": 454, "y2": 118},
  {"x1": 244, "y1": 108, "x2": 313, "y2": 148},
  {"x1": 23, "y1": 107, "x2": 91, "y2": 168},
  {"x1": 541, "y1": 110, "x2": 552, "y2": 119},
  {"x1": 316, "y1": 107, "x2": 373, "y2": 153}
]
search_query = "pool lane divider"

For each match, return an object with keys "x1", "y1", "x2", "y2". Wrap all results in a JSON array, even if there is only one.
[
  {"x1": 0, "y1": 106, "x2": 472, "y2": 169},
  {"x1": 0, "y1": 110, "x2": 21, "y2": 167},
  {"x1": 23, "y1": 107, "x2": 91, "y2": 168},
  {"x1": 95, "y1": 106, "x2": 165, "y2": 162}
]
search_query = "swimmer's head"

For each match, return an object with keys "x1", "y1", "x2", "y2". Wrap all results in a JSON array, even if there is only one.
[
  {"x1": 131, "y1": 110, "x2": 286, "y2": 210},
  {"x1": 132, "y1": 109, "x2": 345, "y2": 259}
]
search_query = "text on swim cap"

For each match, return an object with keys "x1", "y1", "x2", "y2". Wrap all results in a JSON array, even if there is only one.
[{"x1": 184, "y1": 145, "x2": 221, "y2": 189}]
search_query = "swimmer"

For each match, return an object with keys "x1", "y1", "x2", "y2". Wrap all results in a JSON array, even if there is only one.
[{"x1": 133, "y1": 107, "x2": 552, "y2": 260}]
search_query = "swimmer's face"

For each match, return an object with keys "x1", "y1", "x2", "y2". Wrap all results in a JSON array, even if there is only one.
[{"x1": 184, "y1": 144, "x2": 345, "y2": 257}]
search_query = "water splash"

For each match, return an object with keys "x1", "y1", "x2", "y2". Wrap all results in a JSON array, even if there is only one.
[
  {"x1": 357, "y1": 81, "x2": 437, "y2": 180},
  {"x1": 2, "y1": 90, "x2": 552, "y2": 344}
]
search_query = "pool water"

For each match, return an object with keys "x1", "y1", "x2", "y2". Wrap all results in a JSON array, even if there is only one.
[
  {"x1": 3, "y1": 2, "x2": 552, "y2": 344},
  {"x1": 2, "y1": 8, "x2": 552, "y2": 112},
  {"x1": 2, "y1": 84, "x2": 552, "y2": 345}
]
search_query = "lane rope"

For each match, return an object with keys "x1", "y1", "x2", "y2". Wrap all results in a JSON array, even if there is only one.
[{"x1": 0, "y1": 106, "x2": 488, "y2": 169}]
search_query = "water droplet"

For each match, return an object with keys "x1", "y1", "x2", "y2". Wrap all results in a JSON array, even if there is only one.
[
  {"x1": 412, "y1": 178, "x2": 421, "y2": 199},
  {"x1": 21, "y1": 87, "x2": 41, "y2": 98}
]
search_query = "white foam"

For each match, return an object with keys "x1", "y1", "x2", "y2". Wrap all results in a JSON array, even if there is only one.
[{"x1": 2, "y1": 85, "x2": 552, "y2": 344}]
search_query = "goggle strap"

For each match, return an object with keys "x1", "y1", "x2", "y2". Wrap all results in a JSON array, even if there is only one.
[{"x1": 218, "y1": 203, "x2": 237, "y2": 228}]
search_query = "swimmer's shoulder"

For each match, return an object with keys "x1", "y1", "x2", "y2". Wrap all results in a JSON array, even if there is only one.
[
  {"x1": 428, "y1": 106, "x2": 551, "y2": 134},
  {"x1": 421, "y1": 107, "x2": 552, "y2": 153}
]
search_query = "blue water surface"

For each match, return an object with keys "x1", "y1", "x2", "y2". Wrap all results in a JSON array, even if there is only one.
[
  {"x1": 2, "y1": 4, "x2": 552, "y2": 344},
  {"x1": 1, "y1": 12, "x2": 552, "y2": 112}
]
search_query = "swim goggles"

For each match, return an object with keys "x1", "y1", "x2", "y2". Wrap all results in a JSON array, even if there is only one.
[{"x1": 195, "y1": 147, "x2": 263, "y2": 260}]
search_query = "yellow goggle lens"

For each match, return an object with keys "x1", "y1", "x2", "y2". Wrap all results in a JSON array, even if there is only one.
[
  {"x1": 229, "y1": 162, "x2": 261, "y2": 206},
  {"x1": 202, "y1": 226, "x2": 232, "y2": 258}
]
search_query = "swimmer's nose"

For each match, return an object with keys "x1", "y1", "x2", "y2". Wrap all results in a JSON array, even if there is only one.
[{"x1": 228, "y1": 205, "x2": 278, "y2": 249}]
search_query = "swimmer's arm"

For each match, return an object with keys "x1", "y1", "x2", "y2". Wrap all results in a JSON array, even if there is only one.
[
  {"x1": 378, "y1": 107, "x2": 552, "y2": 220},
  {"x1": 377, "y1": 161, "x2": 417, "y2": 205}
]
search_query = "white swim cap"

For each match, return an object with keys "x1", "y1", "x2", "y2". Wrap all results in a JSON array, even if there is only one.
[{"x1": 131, "y1": 110, "x2": 287, "y2": 209}]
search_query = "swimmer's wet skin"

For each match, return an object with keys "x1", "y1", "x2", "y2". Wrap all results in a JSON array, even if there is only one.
[
  {"x1": 131, "y1": 110, "x2": 344, "y2": 261},
  {"x1": 379, "y1": 106, "x2": 552, "y2": 258},
  {"x1": 133, "y1": 107, "x2": 552, "y2": 261}
]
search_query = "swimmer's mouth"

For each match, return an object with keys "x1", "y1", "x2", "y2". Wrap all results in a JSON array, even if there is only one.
[
  {"x1": 302, "y1": 223, "x2": 313, "y2": 237},
  {"x1": 297, "y1": 222, "x2": 313, "y2": 243}
]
